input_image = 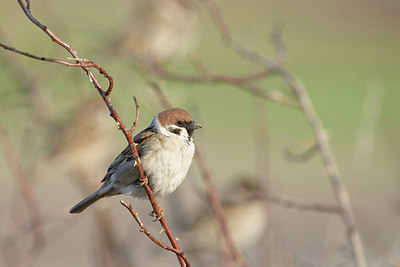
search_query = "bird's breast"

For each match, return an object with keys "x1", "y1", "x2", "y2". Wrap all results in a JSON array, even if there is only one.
[{"x1": 140, "y1": 136, "x2": 195, "y2": 196}]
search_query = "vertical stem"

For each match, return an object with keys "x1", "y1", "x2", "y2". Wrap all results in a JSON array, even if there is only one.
[
  {"x1": 0, "y1": 119, "x2": 44, "y2": 247},
  {"x1": 278, "y1": 68, "x2": 366, "y2": 267},
  {"x1": 194, "y1": 150, "x2": 249, "y2": 267}
]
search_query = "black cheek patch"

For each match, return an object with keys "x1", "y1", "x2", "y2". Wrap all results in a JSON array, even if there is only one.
[{"x1": 171, "y1": 128, "x2": 181, "y2": 135}]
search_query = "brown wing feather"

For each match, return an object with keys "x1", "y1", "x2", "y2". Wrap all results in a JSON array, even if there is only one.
[
  {"x1": 101, "y1": 129, "x2": 155, "y2": 183},
  {"x1": 134, "y1": 130, "x2": 155, "y2": 155}
]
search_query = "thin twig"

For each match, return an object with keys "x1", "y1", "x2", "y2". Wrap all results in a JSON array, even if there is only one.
[
  {"x1": 252, "y1": 98, "x2": 273, "y2": 266},
  {"x1": 262, "y1": 195, "x2": 343, "y2": 213},
  {"x1": 120, "y1": 200, "x2": 191, "y2": 267},
  {"x1": 199, "y1": 0, "x2": 280, "y2": 69},
  {"x1": 8, "y1": 1, "x2": 188, "y2": 265},
  {"x1": 128, "y1": 99, "x2": 187, "y2": 266},
  {"x1": 277, "y1": 68, "x2": 367, "y2": 267},
  {"x1": 150, "y1": 63, "x2": 299, "y2": 108},
  {"x1": 150, "y1": 82, "x2": 249, "y2": 267},
  {"x1": 130, "y1": 96, "x2": 140, "y2": 133},
  {"x1": 0, "y1": 43, "x2": 114, "y2": 96},
  {"x1": 190, "y1": 54, "x2": 271, "y2": 83},
  {"x1": 199, "y1": 0, "x2": 367, "y2": 266},
  {"x1": 194, "y1": 150, "x2": 249, "y2": 267},
  {"x1": 0, "y1": 118, "x2": 44, "y2": 248}
]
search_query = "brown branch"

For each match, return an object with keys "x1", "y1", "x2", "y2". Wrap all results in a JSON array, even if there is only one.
[
  {"x1": 127, "y1": 99, "x2": 187, "y2": 266},
  {"x1": 199, "y1": 0, "x2": 367, "y2": 266},
  {"x1": 279, "y1": 69, "x2": 366, "y2": 267},
  {"x1": 150, "y1": 61, "x2": 266, "y2": 84},
  {"x1": 194, "y1": 150, "x2": 249, "y2": 267},
  {"x1": 129, "y1": 96, "x2": 140, "y2": 133},
  {"x1": 263, "y1": 195, "x2": 343, "y2": 213},
  {"x1": 0, "y1": 118, "x2": 44, "y2": 249},
  {"x1": 0, "y1": 43, "x2": 75, "y2": 65},
  {"x1": 191, "y1": 54, "x2": 271, "y2": 83},
  {"x1": 150, "y1": 82, "x2": 249, "y2": 267},
  {"x1": 191, "y1": 56, "x2": 299, "y2": 108},
  {"x1": 199, "y1": 0, "x2": 280, "y2": 69},
  {"x1": 8, "y1": 1, "x2": 188, "y2": 266},
  {"x1": 150, "y1": 63, "x2": 299, "y2": 108},
  {"x1": 120, "y1": 200, "x2": 190, "y2": 267},
  {"x1": 0, "y1": 43, "x2": 114, "y2": 96}
]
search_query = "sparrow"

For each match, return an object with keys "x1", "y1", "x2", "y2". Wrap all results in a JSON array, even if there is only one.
[
  {"x1": 110, "y1": 0, "x2": 198, "y2": 64},
  {"x1": 70, "y1": 108, "x2": 201, "y2": 213},
  {"x1": 182, "y1": 178, "x2": 268, "y2": 252},
  {"x1": 48, "y1": 100, "x2": 115, "y2": 179}
]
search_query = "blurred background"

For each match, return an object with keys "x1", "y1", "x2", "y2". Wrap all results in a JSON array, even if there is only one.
[{"x1": 0, "y1": 0, "x2": 399, "y2": 266}]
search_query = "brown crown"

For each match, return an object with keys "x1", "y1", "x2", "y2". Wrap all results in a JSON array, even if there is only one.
[{"x1": 157, "y1": 108, "x2": 193, "y2": 127}]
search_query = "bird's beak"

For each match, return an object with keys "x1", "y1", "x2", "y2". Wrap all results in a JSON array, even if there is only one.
[{"x1": 188, "y1": 121, "x2": 202, "y2": 130}]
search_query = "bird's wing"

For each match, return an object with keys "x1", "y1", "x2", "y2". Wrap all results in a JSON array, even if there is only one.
[
  {"x1": 134, "y1": 129, "x2": 156, "y2": 156},
  {"x1": 100, "y1": 129, "x2": 156, "y2": 183},
  {"x1": 101, "y1": 145, "x2": 133, "y2": 183}
]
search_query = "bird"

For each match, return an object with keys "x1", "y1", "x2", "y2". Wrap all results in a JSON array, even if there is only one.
[
  {"x1": 70, "y1": 108, "x2": 201, "y2": 213},
  {"x1": 110, "y1": 0, "x2": 198, "y2": 64}
]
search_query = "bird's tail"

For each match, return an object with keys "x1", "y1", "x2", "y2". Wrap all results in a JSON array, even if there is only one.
[{"x1": 69, "y1": 191, "x2": 106, "y2": 213}]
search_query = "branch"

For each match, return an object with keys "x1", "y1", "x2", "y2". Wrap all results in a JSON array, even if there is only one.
[
  {"x1": 199, "y1": 0, "x2": 367, "y2": 266},
  {"x1": 0, "y1": 43, "x2": 114, "y2": 96},
  {"x1": 150, "y1": 62, "x2": 299, "y2": 108},
  {"x1": 263, "y1": 195, "x2": 343, "y2": 214},
  {"x1": 199, "y1": 0, "x2": 281, "y2": 69},
  {"x1": 0, "y1": 118, "x2": 44, "y2": 248},
  {"x1": 150, "y1": 82, "x2": 249, "y2": 267},
  {"x1": 128, "y1": 98, "x2": 187, "y2": 266},
  {"x1": 194, "y1": 150, "x2": 249, "y2": 267},
  {"x1": 277, "y1": 68, "x2": 367, "y2": 267},
  {"x1": 129, "y1": 96, "x2": 140, "y2": 133},
  {"x1": 7, "y1": 1, "x2": 188, "y2": 265},
  {"x1": 120, "y1": 200, "x2": 190, "y2": 266}
]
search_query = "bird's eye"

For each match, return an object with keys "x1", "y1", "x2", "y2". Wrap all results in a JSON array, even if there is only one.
[{"x1": 177, "y1": 121, "x2": 184, "y2": 126}]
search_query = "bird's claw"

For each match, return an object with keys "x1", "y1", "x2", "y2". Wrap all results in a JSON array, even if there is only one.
[
  {"x1": 137, "y1": 176, "x2": 148, "y2": 187},
  {"x1": 149, "y1": 208, "x2": 164, "y2": 221}
]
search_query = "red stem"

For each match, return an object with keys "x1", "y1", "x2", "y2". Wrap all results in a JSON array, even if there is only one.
[{"x1": 11, "y1": 0, "x2": 187, "y2": 265}]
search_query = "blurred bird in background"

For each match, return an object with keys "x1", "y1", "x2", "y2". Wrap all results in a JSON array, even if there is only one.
[
  {"x1": 39, "y1": 99, "x2": 133, "y2": 267},
  {"x1": 110, "y1": 0, "x2": 198, "y2": 65},
  {"x1": 180, "y1": 177, "x2": 268, "y2": 265},
  {"x1": 46, "y1": 99, "x2": 116, "y2": 186}
]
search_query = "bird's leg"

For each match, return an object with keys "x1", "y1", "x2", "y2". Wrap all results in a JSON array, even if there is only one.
[
  {"x1": 149, "y1": 208, "x2": 164, "y2": 221},
  {"x1": 137, "y1": 175, "x2": 149, "y2": 187}
]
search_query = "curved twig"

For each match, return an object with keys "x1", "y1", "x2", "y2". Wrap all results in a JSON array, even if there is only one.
[
  {"x1": 5, "y1": 1, "x2": 188, "y2": 266},
  {"x1": 120, "y1": 200, "x2": 191, "y2": 267},
  {"x1": 150, "y1": 63, "x2": 299, "y2": 108},
  {"x1": 199, "y1": 0, "x2": 366, "y2": 266}
]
